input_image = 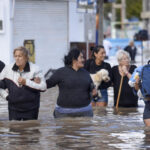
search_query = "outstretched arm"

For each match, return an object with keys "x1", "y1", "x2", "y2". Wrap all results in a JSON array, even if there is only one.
[
  {"x1": 18, "y1": 66, "x2": 47, "y2": 92},
  {"x1": 46, "y1": 69, "x2": 61, "y2": 89},
  {"x1": 0, "y1": 89, "x2": 8, "y2": 100}
]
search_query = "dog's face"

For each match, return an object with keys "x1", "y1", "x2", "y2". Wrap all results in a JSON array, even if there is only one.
[{"x1": 97, "y1": 69, "x2": 110, "y2": 82}]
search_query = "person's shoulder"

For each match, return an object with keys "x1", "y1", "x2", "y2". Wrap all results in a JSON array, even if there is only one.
[
  {"x1": 103, "y1": 39, "x2": 109, "y2": 43},
  {"x1": 54, "y1": 66, "x2": 68, "y2": 74},
  {"x1": 29, "y1": 62, "x2": 41, "y2": 71},
  {"x1": 0, "y1": 60, "x2": 5, "y2": 66},
  {"x1": 130, "y1": 64, "x2": 137, "y2": 69},
  {"x1": 112, "y1": 65, "x2": 118, "y2": 70},
  {"x1": 79, "y1": 68, "x2": 91, "y2": 77},
  {"x1": 103, "y1": 39, "x2": 112, "y2": 45},
  {"x1": 103, "y1": 61, "x2": 110, "y2": 65},
  {"x1": 9, "y1": 63, "x2": 15, "y2": 68},
  {"x1": 45, "y1": 67, "x2": 65, "y2": 78},
  {"x1": 4, "y1": 63, "x2": 14, "y2": 72},
  {"x1": 85, "y1": 59, "x2": 94, "y2": 64},
  {"x1": 84, "y1": 59, "x2": 95, "y2": 68},
  {"x1": 0, "y1": 60, "x2": 5, "y2": 72},
  {"x1": 80, "y1": 68, "x2": 89, "y2": 73},
  {"x1": 124, "y1": 45, "x2": 129, "y2": 49},
  {"x1": 112, "y1": 65, "x2": 118, "y2": 68},
  {"x1": 103, "y1": 61, "x2": 111, "y2": 67},
  {"x1": 131, "y1": 64, "x2": 137, "y2": 67},
  {"x1": 57, "y1": 66, "x2": 66, "y2": 71}
]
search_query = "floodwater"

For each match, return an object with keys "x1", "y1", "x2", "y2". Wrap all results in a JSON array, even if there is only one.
[{"x1": 0, "y1": 86, "x2": 149, "y2": 150}]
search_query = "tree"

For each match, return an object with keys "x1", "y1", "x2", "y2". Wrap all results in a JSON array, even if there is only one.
[
  {"x1": 126, "y1": 0, "x2": 142, "y2": 20},
  {"x1": 104, "y1": 0, "x2": 142, "y2": 22}
]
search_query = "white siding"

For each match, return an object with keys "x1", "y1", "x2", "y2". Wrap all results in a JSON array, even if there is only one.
[
  {"x1": 13, "y1": 0, "x2": 68, "y2": 73},
  {"x1": 0, "y1": 0, "x2": 12, "y2": 64},
  {"x1": 69, "y1": 1, "x2": 85, "y2": 42}
]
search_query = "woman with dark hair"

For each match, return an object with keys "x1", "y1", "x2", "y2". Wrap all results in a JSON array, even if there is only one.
[
  {"x1": 84, "y1": 45, "x2": 112, "y2": 107},
  {"x1": 46, "y1": 48, "x2": 96, "y2": 118}
]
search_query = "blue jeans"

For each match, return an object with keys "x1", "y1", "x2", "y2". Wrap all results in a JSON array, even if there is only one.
[
  {"x1": 143, "y1": 101, "x2": 150, "y2": 119},
  {"x1": 92, "y1": 89, "x2": 108, "y2": 103},
  {"x1": 53, "y1": 104, "x2": 93, "y2": 118}
]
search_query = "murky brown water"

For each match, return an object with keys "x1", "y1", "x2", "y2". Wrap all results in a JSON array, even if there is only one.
[{"x1": 0, "y1": 86, "x2": 149, "y2": 150}]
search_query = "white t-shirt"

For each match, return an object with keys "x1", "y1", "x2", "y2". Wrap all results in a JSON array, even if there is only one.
[{"x1": 103, "y1": 39, "x2": 112, "y2": 57}]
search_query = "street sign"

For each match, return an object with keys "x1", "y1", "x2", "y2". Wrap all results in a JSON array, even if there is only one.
[{"x1": 77, "y1": 0, "x2": 97, "y2": 13}]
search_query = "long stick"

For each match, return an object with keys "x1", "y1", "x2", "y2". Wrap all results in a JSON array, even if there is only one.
[{"x1": 116, "y1": 75, "x2": 124, "y2": 109}]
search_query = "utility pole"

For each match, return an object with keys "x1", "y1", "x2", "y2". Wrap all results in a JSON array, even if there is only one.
[
  {"x1": 121, "y1": 0, "x2": 126, "y2": 32},
  {"x1": 112, "y1": 3, "x2": 116, "y2": 22},
  {"x1": 97, "y1": 0, "x2": 104, "y2": 45},
  {"x1": 112, "y1": 0, "x2": 126, "y2": 38}
]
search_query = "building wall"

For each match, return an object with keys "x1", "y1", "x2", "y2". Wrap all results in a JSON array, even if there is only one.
[
  {"x1": 69, "y1": 1, "x2": 85, "y2": 42},
  {"x1": 13, "y1": 0, "x2": 69, "y2": 73},
  {"x1": 0, "y1": 0, "x2": 96, "y2": 70},
  {"x1": 0, "y1": 0, "x2": 12, "y2": 64},
  {"x1": 69, "y1": 1, "x2": 96, "y2": 43}
]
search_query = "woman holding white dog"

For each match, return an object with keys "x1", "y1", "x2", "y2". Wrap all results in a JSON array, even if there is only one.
[
  {"x1": 84, "y1": 45, "x2": 112, "y2": 107},
  {"x1": 112, "y1": 50, "x2": 138, "y2": 107},
  {"x1": 46, "y1": 48, "x2": 96, "y2": 118}
]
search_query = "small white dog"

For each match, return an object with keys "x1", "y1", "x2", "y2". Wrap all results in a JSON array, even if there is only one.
[{"x1": 90, "y1": 69, "x2": 110, "y2": 98}]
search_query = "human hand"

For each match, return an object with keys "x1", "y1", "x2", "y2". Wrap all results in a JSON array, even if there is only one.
[
  {"x1": 34, "y1": 77, "x2": 41, "y2": 84},
  {"x1": 18, "y1": 77, "x2": 26, "y2": 86},
  {"x1": 134, "y1": 73, "x2": 139, "y2": 80},
  {"x1": 134, "y1": 77, "x2": 140, "y2": 90},
  {"x1": 121, "y1": 65, "x2": 128, "y2": 74},
  {"x1": 92, "y1": 88, "x2": 97, "y2": 97}
]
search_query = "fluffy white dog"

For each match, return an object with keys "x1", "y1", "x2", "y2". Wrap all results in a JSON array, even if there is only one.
[{"x1": 90, "y1": 69, "x2": 110, "y2": 98}]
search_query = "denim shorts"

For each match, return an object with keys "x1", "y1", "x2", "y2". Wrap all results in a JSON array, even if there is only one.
[
  {"x1": 143, "y1": 101, "x2": 150, "y2": 120},
  {"x1": 92, "y1": 89, "x2": 108, "y2": 103}
]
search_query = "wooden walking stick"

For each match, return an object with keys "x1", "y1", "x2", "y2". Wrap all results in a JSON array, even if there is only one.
[{"x1": 115, "y1": 75, "x2": 124, "y2": 109}]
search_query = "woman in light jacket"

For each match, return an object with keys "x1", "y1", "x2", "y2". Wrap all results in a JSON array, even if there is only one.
[{"x1": 0, "y1": 46, "x2": 46, "y2": 121}]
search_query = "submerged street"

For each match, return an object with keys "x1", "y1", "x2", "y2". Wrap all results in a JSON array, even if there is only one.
[
  {"x1": 0, "y1": 86, "x2": 148, "y2": 150},
  {"x1": 0, "y1": 50, "x2": 149, "y2": 149}
]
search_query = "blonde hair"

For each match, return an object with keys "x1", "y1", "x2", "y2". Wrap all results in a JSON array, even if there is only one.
[
  {"x1": 116, "y1": 50, "x2": 131, "y2": 63},
  {"x1": 13, "y1": 46, "x2": 29, "y2": 59}
]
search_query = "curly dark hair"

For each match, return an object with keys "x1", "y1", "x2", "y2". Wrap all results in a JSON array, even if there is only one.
[{"x1": 64, "y1": 48, "x2": 82, "y2": 66}]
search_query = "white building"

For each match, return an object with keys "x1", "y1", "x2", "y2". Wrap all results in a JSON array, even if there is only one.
[{"x1": 0, "y1": 0, "x2": 95, "y2": 73}]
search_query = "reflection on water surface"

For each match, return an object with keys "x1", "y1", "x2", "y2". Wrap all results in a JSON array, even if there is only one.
[{"x1": 0, "y1": 87, "x2": 149, "y2": 150}]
